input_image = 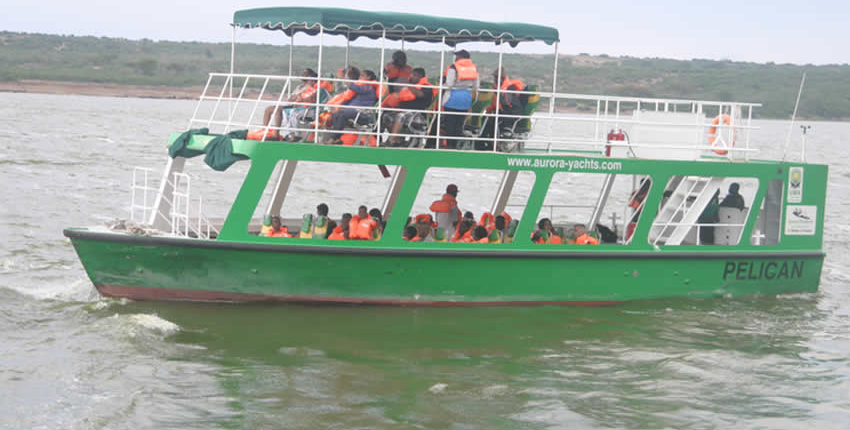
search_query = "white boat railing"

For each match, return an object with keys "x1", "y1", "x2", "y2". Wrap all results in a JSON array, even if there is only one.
[
  {"x1": 130, "y1": 167, "x2": 219, "y2": 239},
  {"x1": 187, "y1": 72, "x2": 761, "y2": 161}
]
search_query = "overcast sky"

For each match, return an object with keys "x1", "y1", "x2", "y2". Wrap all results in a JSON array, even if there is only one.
[{"x1": 3, "y1": 0, "x2": 848, "y2": 65}]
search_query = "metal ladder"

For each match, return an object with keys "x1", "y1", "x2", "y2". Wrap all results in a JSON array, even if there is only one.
[{"x1": 649, "y1": 176, "x2": 723, "y2": 245}]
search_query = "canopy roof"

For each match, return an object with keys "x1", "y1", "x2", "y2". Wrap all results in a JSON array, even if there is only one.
[{"x1": 233, "y1": 7, "x2": 559, "y2": 46}]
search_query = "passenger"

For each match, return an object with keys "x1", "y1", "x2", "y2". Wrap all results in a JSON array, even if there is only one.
[
  {"x1": 385, "y1": 50, "x2": 413, "y2": 92},
  {"x1": 472, "y1": 226, "x2": 490, "y2": 243},
  {"x1": 255, "y1": 68, "x2": 331, "y2": 141},
  {"x1": 430, "y1": 183, "x2": 462, "y2": 239},
  {"x1": 381, "y1": 68, "x2": 434, "y2": 145},
  {"x1": 479, "y1": 68, "x2": 526, "y2": 150},
  {"x1": 265, "y1": 216, "x2": 292, "y2": 237},
  {"x1": 451, "y1": 220, "x2": 475, "y2": 242},
  {"x1": 478, "y1": 212, "x2": 496, "y2": 232},
  {"x1": 324, "y1": 67, "x2": 379, "y2": 145},
  {"x1": 493, "y1": 215, "x2": 507, "y2": 242},
  {"x1": 441, "y1": 49, "x2": 479, "y2": 149},
  {"x1": 533, "y1": 218, "x2": 561, "y2": 244},
  {"x1": 362, "y1": 69, "x2": 385, "y2": 99},
  {"x1": 698, "y1": 190, "x2": 721, "y2": 244},
  {"x1": 337, "y1": 213, "x2": 353, "y2": 240},
  {"x1": 463, "y1": 211, "x2": 475, "y2": 224},
  {"x1": 415, "y1": 215, "x2": 435, "y2": 242},
  {"x1": 317, "y1": 203, "x2": 329, "y2": 217},
  {"x1": 572, "y1": 224, "x2": 599, "y2": 245},
  {"x1": 720, "y1": 183, "x2": 746, "y2": 210},
  {"x1": 350, "y1": 205, "x2": 377, "y2": 240},
  {"x1": 369, "y1": 208, "x2": 384, "y2": 240},
  {"x1": 404, "y1": 225, "x2": 419, "y2": 241},
  {"x1": 325, "y1": 220, "x2": 338, "y2": 239}
]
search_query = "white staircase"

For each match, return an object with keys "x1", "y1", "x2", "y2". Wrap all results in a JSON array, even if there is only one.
[{"x1": 649, "y1": 176, "x2": 723, "y2": 245}]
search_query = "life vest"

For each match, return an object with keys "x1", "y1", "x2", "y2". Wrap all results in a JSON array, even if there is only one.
[
  {"x1": 500, "y1": 212, "x2": 512, "y2": 225},
  {"x1": 575, "y1": 233, "x2": 599, "y2": 245},
  {"x1": 414, "y1": 213, "x2": 437, "y2": 228},
  {"x1": 385, "y1": 62, "x2": 413, "y2": 80},
  {"x1": 349, "y1": 215, "x2": 377, "y2": 240},
  {"x1": 443, "y1": 58, "x2": 479, "y2": 82},
  {"x1": 294, "y1": 81, "x2": 333, "y2": 106},
  {"x1": 451, "y1": 229, "x2": 473, "y2": 243},
  {"x1": 409, "y1": 236, "x2": 422, "y2": 242},
  {"x1": 629, "y1": 182, "x2": 650, "y2": 209},
  {"x1": 550, "y1": 234, "x2": 563, "y2": 244},
  {"x1": 266, "y1": 226, "x2": 291, "y2": 238},
  {"x1": 429, "y1": 194, "x2": 460, "y2": 220},
  {"x1": 396, "y1": 77, "x2": 434, "y2": 110},
  {"x1": 489, "y1": 77, "x2": 525, "y2": 111},
  {"x1": 476, "y1": 237, "x2": 490, "y2": 243},
  {"x1": 328, "y1": 226, "x2": 346, "y2": 240},
  {"x1": 478, "y1": 212, "x2": 496, "y2": 232}
]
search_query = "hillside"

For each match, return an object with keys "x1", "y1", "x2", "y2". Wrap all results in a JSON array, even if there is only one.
[{"x1": 2, "y1": 31, "x2": 849, "y2": 120}]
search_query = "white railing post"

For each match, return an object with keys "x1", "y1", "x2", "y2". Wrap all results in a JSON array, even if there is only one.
[
  {"x1": 435, "y1": 36, "x2": 446, "y2": 150},
  {"x1": 314, "y1": 26, "x2": 324, "y2": 142},
  {"x1": 376, "y1": 29, "x2": 386, "y2": 146}
]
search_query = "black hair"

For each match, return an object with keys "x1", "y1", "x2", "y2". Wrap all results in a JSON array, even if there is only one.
[
  {"x1": 325, "y1": 220, "x2": 337, "y2": 238},
  {"x1": 412, "y1": 67, "x2": 426, "y2": 77},
  {"x1": 316, "y1": 203, "x2": 329, "y2": 216},
  {"x1": 454, "y1": 49, "x2": 470, "y2": 59},
  {"x1": 347, "y1": 67, "x2": 361, "y2": 80},
  {"x1": 495, "y1": 215, "x2": 506, "y2": 229},
  {"x1": 537, "y1": 218, "x2": 551, "y2": 229},
  {"x1": 464, "y1": 211, "x2": 474, "y2": 219},
  {"x1": 364, "y1": 70, "x2": 377, "y2": 81},
  {"x1": 369, "y1": 208, "x2": 382, "y2": 220},
  {"x1": 405, "y1": 225, "x2": 418, "y2": 239},
  {"x1": 342, "y1": 212, "x2": 352, "y2": 221},
  {"x1": 392, "y1": 50, "x2": 407, "y2": 65},
  {"x1": 303, "y1": 68, "x2": 318, "y2": 78},
  {"x1": 473, "y1": 226, "x2": 488, "y2": 240}
]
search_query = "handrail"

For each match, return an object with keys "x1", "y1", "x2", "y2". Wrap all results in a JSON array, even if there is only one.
[{"x1": 189, "y1": 72, "x2": 761, "y2": 159}]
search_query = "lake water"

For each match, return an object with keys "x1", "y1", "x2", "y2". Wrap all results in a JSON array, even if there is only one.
[{"x1": 1, "y1": 92, "x2": 849, "y2": 430}]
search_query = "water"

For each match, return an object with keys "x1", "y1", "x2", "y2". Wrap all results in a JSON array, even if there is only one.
[{"x1": 1, "y1": 92, "x2": 849, "y2": 429}]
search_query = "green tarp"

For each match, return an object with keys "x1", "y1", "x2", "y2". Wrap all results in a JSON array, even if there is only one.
[
  {"x1": 233, "y1": 7, "x2": 559, "y2": 46},
  {"x1": 168, "y1": 128, "x2": 249, "y2": 172}
]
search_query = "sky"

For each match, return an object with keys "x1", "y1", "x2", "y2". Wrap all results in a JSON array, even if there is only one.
[{"x1": 2, "y1": 0, "x2": 849, "y2": 65}]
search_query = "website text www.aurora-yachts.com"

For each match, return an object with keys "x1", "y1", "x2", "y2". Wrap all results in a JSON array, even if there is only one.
[{"x1": 506, "y1": 157, "x2": 623, "y2": 171}]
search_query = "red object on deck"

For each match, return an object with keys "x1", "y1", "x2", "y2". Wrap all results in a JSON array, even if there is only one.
[{"x1": 605, "y1": 128, "x2": 625, "y2": 157}]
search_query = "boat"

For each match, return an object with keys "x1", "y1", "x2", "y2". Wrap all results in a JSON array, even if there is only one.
[{"x1": 64, "y1": 7, "x2": 828, "y2": 305}]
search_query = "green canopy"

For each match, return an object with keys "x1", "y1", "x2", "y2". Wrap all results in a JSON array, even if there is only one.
[{"x1": 233, "y1": 7, "x2": 559, "y2": 46}]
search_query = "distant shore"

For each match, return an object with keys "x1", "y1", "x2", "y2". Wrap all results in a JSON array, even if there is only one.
[{"x1": 0, "y1": 80, "x2": 203, "y2": 100}]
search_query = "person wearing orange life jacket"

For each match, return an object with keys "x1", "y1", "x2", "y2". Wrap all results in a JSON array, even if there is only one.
[
  {"x1": 264, "y1": 216, "x2": 292, "y2": 238},
  {"x1": 250, "y1": 69, "x2": 333, "y2": 141},
  {"x1": 472, "y1": 226, "x2": 490, "y2": 243},
  {"x1": 385, "y1": 51, "x2": 413, "y2": 93},
  {"x1": 430, "y1": 183, "x2": 462, "y2": 239},
  {"x1": 328, "y1": 213, "x2": 352, "y2": 240},
  {"x1": 478, "y1": 212, "x2": 496, "y2": 232},
  {"x1": 403, "y1": 225, "x2": 419, "y2": 241},
  {"x1": 531, "y1": 218, "x2": 561, "y2": 244},
  {"x1": 450, "y1": 220, "x2": 475, "y2": 243},
  {"x1": 479, "y1": 68, "x2": 526, "y2": 150},
  {"x1": 323, "y1": 67, "x2": 379, "y2": 145},
  {"x1": 440, "y1": 50, "x2": 479, "y2": 149},
  {"x1": 348, "y1": 206, "x2": 377, "y2": 240},
  {"x1": 572, "y1": 224, "x2": 599, "y2": 245},
  {"x1": 381, "y1": 68, "x2": 435, "y2": 145}
]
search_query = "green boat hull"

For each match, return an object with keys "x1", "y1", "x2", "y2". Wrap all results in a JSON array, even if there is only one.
[{"x1": 65, "y1": 229, "x2": 823, "y2": 305}]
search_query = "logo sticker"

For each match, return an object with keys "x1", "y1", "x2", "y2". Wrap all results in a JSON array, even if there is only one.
[
  {"x1": 788, "y1": 167, "x2": 803, "y2": 203},
  {"x1": 785, "y1": 205, "x2": 817, "y2": 235}
]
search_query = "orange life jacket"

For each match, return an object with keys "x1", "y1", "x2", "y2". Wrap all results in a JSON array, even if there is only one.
[
  {"x1": 351, "y1": 215, "x2": 377, "y2": 240},
  {"x1": 295, "y1": 81, "x2": 334, "y2": 106},
  {"x1": 488, "y1": 76, "x2": 525, "y2": 111},
  {"x1": 328, "y1": 226, "x2": 346, "y2": 240},
  {"x1": 550, "y1": 234, "x2": 563, "y2": 244},
  {"x1": 478, "y1": 212, "x2": 496, "y2": 232},
  {"x1": 476, "y1": 237, "x2": 490, "y2": 243},
  {"x1": 451, "y1": 229, "x2": 473, "y2": 243},
  {"x1": 266, "y1": 226, "x2": 291, "y2": 238},
  {"x1": 414, "y1": 213, "x2": 437, "y2": 228},
  {"x1": 575, "y1": 233, "x2": 599, "y2": 245},
  {"x1": 501, "y1": 211, "x2": 512, "y2": 225},
  {"x1": 385, "y1": 62, "x2": 413, "y2": 80},
  {"x1": 409, "y1": 236, "x2": 422, "y2": 242},
  {"x1": 443, "y1": 58, "x2": 479, "y2": 81},
  {"x1": 430, "y1": 194, "x2": 458, "y2": 213}
]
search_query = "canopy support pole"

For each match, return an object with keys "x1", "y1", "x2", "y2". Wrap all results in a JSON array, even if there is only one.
[
  {"x1": 314, "y1": 26, "x2": 324, "y2": 142},
  {"x1": 381, "y1": 166, "x2": 407, "y2": 219},
  {"x1": 435, "y1": 36, "x2": 446, "y2": 150},
  {"x1": 344, "y1": 33, "x2": 350, "y2": 70},
  {"x1": 494, "y1": 39, "x2": 505, "y2": 152},
  {"x1": 548, "y1": 41, "x2": 559, "y2": 153},
  {"x1": 266, "y1": 160, "x2": 299, "y2": 217},
  {"x1": 288, "y1": 33, "x2": 294, "y2": 97},
  {"x1": 229, "y1": 25, "x2": 236, "y2": 120},
  {"x1": 491, "y1": 170, "x2": 518, "y2": 216},
  {"x1": 376, "y1": 29, "x2": 386, "y2": 144}
]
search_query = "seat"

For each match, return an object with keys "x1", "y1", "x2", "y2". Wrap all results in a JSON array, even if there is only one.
[{"x1": 298, "y1": 213, "x2": 314, "y2": 238}]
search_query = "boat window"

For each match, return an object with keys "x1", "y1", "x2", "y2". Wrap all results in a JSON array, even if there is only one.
[
  {"x1": 751, "y1": 178, "x2": 783, "y2": 245},
  {"x1": 248, "y1": 161, "x2": 403, "y2": 240},
  {"x1": 529, "y1": 172, "x2": 651, "y2": 245},
  {"x1": 403, "y1": 168, "x2": 536, "y2": 243},
  {"x1": 648, "y1": 176, "x2": 759, "y2": 246}
]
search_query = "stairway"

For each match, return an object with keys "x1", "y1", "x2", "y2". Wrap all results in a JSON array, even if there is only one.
[{"x1": 649, "y1": 176, "x2": 723, "y2": 245}]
